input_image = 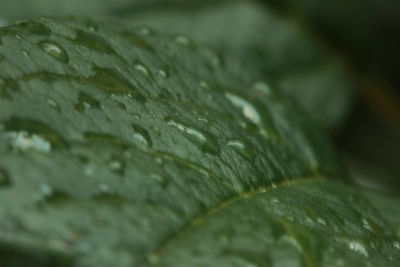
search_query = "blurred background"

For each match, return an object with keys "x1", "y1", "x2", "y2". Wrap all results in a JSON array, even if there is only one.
[{"x1": 0, "y1": 0, "x2": 399, "y2": 225}]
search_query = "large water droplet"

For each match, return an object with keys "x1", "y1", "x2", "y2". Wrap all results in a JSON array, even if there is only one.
[
  {"x1": 226, "y1": 138, "x2": 253, "y2": 160},
  {"x1": 225, "y1": 93, "x2": 261, "y2": 125},
  {"x1": 165, "y1": 117, "x2": 219, "y2": 155},
  {"x1": 75, "y1": 91, "x2": 101, "y2": 113},
  {"x1": 0, "y1": 168, "x2": 11, "y2": 187},
  {"x1": 132, "y1": 123, "x2": 152, "y2": 147},
  {"x1": 4, "y1": 118, "x2": 68, "y2": 151},
  {"x1": 38, "y1": 40, "x2": 69, "y2": 63}
]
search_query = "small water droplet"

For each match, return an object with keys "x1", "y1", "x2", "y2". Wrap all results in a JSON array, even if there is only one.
[
  {"x1": 199, "y1": 81, "x2": 210, "y2": 90},
  {"x1": 138, "y1": 26, "x2": 152, "y2": 35},
  {"x1": 165, "y1": 117, "x2": 219, "y2": 155},
  {"x1": 132, "y1": 123, "x2": 152, "y2": 147},
  {"x1": 133, "y1": 61, "x2": 153, "y2": 81},
  {"x1": 158, "y1": 69, "x2": 168, "y2": 78},
  {"x1": 393, "y1": 241, "x2": 400, "y2": 250},
  {"x1": 46, "y1": 98, "x2": 60, "y2": 111},
  {"x1": 149, "y1": 173, "x2": 167, "y2": 187},
  {"x1": 317, "y1": 217, "x2": 327, "y2": 226},
  {"x1": 348, "y1": 240, "x2": 369, "y2": 257},
  {"x1": 75, "y1": 91, "x2": 101, "y2": 113},
  {"x1": 108, "y1": 156, "x2": 125, "y2": 176},
  {"x1": 7, "y1": 131, "x2": 51, "y2": 153},
  {"x1": 226, "y1": 138, "x2": 254, "y2": 160},
  {"x1": 361, "y1": 217, "x2": 382, "y2": 235},
  {"x1": 174, "y1": 35, "x2": 191, "y2": 46},
  {"x1": 98, "y1": 183, "x2": 110, "y2": 193},
  {"x1": 38, "y1": 40, "x2": 69, "y2": 63},
  {"x1": 270, "y1": 198, "x2": 280, "y2": 204},
  {"x1": 253, "y1": 81, "x2": 272, "y2": 95},
  {"x1": 225, "y1": 93, "x2": 261, "y2": 125},
  {"x1": 0, "y1": 168, "x2": 11, "y2": 187},
  {"x1": 117, "y1": 102, "x2": 126, "y2": 111}
]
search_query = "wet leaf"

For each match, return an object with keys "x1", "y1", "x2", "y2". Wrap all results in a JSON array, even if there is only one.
[{"x1": 0, "y1": 17, "x2": 398, "y2": 267}]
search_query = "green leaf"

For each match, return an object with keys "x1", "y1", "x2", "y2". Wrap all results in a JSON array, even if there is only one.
[
  {"x1": 0, "y1": 17, "x2": 398, "y2": 267},
  {"x1": 0, "y1": 0, "x2": 354, "y2": 129}
]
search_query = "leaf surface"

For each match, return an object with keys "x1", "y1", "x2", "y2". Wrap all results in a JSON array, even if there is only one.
[{"x1": 0, "y1": 18, "x2": 398, "y2": 267}]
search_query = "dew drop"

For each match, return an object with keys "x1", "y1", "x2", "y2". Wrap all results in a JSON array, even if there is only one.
[
  {"x1": 149, "y1": 173, "x2": 167, "y2": 187},
  {"x1": 393, "y1": 241, "x2": 400, "y2": 250},
  {"x1": 316, "y1": 217, "x2": 327, "y2": 226},
  {"x1": 174, "y1": 35, "x2": 191, "y2": 46},
  {"x1": 253, "y1": 81, "x2": 272, "y2": 95},
  {"x1": 158, "y1": 69, "x2": 168, "y2": 78},
  {"x1": 165, "y1": 117, "x2": 219, "y2": 155},
  {"x1": 7, "y1": 131, "x2": 51, "y2": 153},
  {"x1": 46, "y1": 98, "x2": 60, "y2": 111},
  {"x1": 226, "y1": 138, "x2": 253, "y2": 160},
  {"x1": 0, "y1": 168, "x2": 11, "y2": 187},
  {"x1": 225, "y1": 93, "x2": 261, "y2": 125},
  {"x1": 133, "y1": 61, "x2": 153, "y2": 81},
  {"x1": 348, "y1": 240, "x2": 369, "y2": 257},
  {"x1": 38, "y1": 40, "x2": 69, "y2": 63},
  {"x1": 132, "y1": 123, "x2": 152, "y2": 147},
  {"x1": 108, "y1": 156, "x2": 125, "y2": 176},
  {"x1": 75, "y1": 91, "x2": 101, "y2": 113}
]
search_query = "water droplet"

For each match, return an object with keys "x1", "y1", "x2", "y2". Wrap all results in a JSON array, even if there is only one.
[
  {"x1": 393, "y1": 241, "x2": 400, "y2": 250},
  {"x1": 138, "y1": 26, "x2": 152, "y2": 35},
  {"x1": 46, "y1": 98, "x2": 60, "y2": 111},
  {"x1": 4, "y1": 118, "x2": 68, "y2": 151},
  {"x1": 75, "y1": 91, "x2": 101, "y2": 113},
  {"x1": 225, "y1": 93, "x2": 261, "y2": 125},
  {"x1": 149, "y1": 173, "x2": 167, "y2": 187},
  {"x1": 158, "y1": 69, "x2": 168, "y2": 78},
  {"x1": 348, "y1": 240, "x2": 369, "y2": 257},
  {"x1": 174, "y1": 35, "x2": 191, "y2": 46},
  {"x1": 361, "y1": 217, "x2": 382, "y2": 235},
  {"x1": 98, "y1": 183, "x2": 110, "y2": 193},
  {"x1": 87, "y1": 66, "x2": 146, "y2": 103},
  {"x1": 132, "y1": 123, "x2": 152, "y2": 147},
  {"x1": 253, "y1": 81, "x2": 272, "y2": 95},
  {"x1": 199, "y1": 81, "x2": 210, "y2": 90},
  {"x1": 122, "y1": 32, "x2": 154, "y2": 52},
  {"x1": 108, "y1": 156, "x2": 125, "y2": 176},
  {"x1": 226, "y1": 139, "x2": 254, "y2": 160},
  {"x1": 117, "y1": 102, "x2": 126, "y2": 111},
  {"x1": 165, "y1": 117, "x2": 219, "y2": 155},
  {"x1": 133, "y1": 61, "x2": 153, "y2": 81},
  {"x1": 38, "y1": 40, "x2": 69, "y2": 63},
  {"x1": 0, "y1": 168, "x2": 11, "y2": 187},
  {"x1": 317, "y1": 217, "x2": 327, "y2": 226}
]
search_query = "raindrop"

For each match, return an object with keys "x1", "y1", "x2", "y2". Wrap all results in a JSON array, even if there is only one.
[
  {"x1": 174, "y1": 35, "x2": 191, "y2": 46},
  {"x1": 225, "y1": 93, "x2": 261, "y2": 125},
  {"x1": 132, "y1": 123, "x2": 152, "y2": 147},
  {"x1": 165, "y1": 117, "x2": 219, "y2": 155},
  {"x1": 108, "y1": 156, "x2": 125, "y2": 176},
  {"x1": 75, "y1": 91, "x2": 101, "y2": 113},
  {"x1": 46, "y1": 98, "x2": 60, "y2": 111},
  {"x1": 0, "y1": 168, "x2": 11, "y2": 187},
  {"x1": 149, "y1": 173, "x2": 168, "y2": 187},
  {"x1": 253, "y1": 81, "x2": 272, "y2": 95},
  {"x1": 133, "y1": 61, "x2": 153, "y2": 81},
  {"x1": 348, "y1": 240, "x2": 369, "y2": 257},
  {"x1": 316, "y1": 217, "x2": 327, "y2": 226},
  {"x1": 7, "y1": 131, "x2": 51, "y2": 153},
  {"x1": 38, "y1": 40, "x2": 69, "y2": 63},
  {"x1": 226, "y1": 138, "x2": 253, "y2": 160}
]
